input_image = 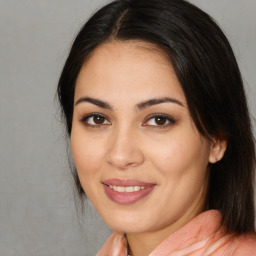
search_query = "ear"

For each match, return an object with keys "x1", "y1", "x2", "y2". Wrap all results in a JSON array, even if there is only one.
[{"x1": 209, "y1": 138, "x2": 227, "y2": 164}]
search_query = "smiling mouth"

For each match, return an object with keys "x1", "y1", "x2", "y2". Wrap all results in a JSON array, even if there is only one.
[
  {"x1": 102, "y1": 179, "x2": 156, "y2": 204},
  {"x1": 108, "y1": 185, "x2": 146, "y2": 193}
]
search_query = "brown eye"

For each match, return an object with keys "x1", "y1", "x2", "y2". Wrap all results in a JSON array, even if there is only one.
[
  {"x1": 93, "y1": 115, "x2": 105, "y2": 124},
  {"x1": 81, "y1": 113, "x2": 111, "y2": 127},
  {"x1": 154, "y1": 116, "x2": 167, "y2": 125},
  {"x1": 143, "y1": 114, "x2": 176, "y2": 128}
]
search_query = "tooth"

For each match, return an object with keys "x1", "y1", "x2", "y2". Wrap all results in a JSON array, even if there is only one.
[
  {"x1": 134, "y1": 186, "x2": 140, "y2": 191},
  {"x1": 125, "y1": 186, "x2": 133, "y2": 192},
  {"x1": 109, "y1": 185, "x2": 147, "y2": 192},
  {"x1": 117, "y1": 186, "x2": 125, "y2": 192}
]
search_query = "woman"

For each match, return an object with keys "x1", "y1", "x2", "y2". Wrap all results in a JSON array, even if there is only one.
[{"x1": 57, "y1": 0, "x2": 256, "y2": 255}]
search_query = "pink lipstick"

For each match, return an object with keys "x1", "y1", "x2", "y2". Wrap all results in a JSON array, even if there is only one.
[{"x1": 102, "y1": 179, "x2": 156, "y2": 205}]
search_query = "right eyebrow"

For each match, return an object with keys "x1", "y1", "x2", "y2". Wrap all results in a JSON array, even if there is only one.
[{"x1": 75, "y1": 97, "x2": 113, "y2": 110}]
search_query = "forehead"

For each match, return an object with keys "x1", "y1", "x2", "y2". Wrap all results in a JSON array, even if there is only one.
[
  {"x1": 75, "y1": 40, "x2": 186, "y2": 105},
  {"x1": 88, "y1": 40, "x2": 170, "y2": 62}
]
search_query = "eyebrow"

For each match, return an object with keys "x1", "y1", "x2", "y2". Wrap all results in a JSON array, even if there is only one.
[
  {"x1": 136, "y1": 97, "x2": 184, "y2": 110},
  {"x1": 75, "y1": 96, "x2": 184, "y2": 110},
  {"x1": 75, "y1": 97, "x2": 113, "y2": 110}
]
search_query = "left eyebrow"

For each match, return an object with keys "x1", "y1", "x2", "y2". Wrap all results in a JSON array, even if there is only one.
[{"x1": 136, "y1": 97, "x2": 184, "y2": 111}]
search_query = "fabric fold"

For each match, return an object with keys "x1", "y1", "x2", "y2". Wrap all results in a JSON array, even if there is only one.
[{"x1": 97, "y1": 210, "x2": 256, "y2": 256}]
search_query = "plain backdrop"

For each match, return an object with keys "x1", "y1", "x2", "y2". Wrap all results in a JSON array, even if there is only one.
[{"x1": 0, "y1": 0, "x2": 255, "y2": 255}]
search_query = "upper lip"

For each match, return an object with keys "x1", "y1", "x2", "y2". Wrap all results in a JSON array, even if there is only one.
[{"x1": 102, "y1": 178, "x2": 155, "y2": 187}]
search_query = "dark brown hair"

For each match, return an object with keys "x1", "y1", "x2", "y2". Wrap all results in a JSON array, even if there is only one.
[{"x1": 57, "y1": 0, "x2": 255, "y2": 233}]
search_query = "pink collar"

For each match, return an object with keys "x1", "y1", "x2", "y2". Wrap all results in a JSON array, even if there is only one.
[{"x1": 97, "y1": 210, "x2": 256, "y2": 256}]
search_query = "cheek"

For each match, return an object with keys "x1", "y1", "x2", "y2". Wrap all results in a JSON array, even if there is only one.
[
  {"x1": 145, "y1": 131, "x2": 210, "y2": 177},
  {"x1": 70, "y1": 128, "x2": 105, "y2": 179},
  {"x1": 70, "y1": 130, "x2": 108, "y2": 201}
]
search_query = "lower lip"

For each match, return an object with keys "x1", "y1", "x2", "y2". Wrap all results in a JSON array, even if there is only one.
[{"x1": 103, "y1": 184, "x2": 155, "y2": 205}]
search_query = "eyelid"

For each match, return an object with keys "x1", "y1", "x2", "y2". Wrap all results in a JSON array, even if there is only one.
[
  {"x1": 80, "y1": 112, "x2": 175, "y2": 128},
  {"x1": 142, "y1": 113, "x2": 176, "y2": 128},
  {"x1": 80, "y1": 112, "x2": 111, "y2": 127}
]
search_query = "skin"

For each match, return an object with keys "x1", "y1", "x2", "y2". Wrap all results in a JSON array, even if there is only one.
[{"x1": 71, "y1": 41, "x2": 226, "y2": 256}]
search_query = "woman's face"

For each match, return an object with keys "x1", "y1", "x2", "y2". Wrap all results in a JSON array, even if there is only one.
[{"x1": 71, "y1": 41, "x2": 216, "y2": 235}]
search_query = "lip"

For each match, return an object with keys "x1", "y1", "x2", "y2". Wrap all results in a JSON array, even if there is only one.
[
  {"x1": 102, "y1": 179, "x2": 156, "y2": 205},
  {"x1": 103, "y1": 178, "x2": 155, "y2": 187}
]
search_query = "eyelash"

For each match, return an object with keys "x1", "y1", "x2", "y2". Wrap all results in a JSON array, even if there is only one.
[
  {"x1": 143, "y1": 113, "x2": 176, "y2": 128},
  {"x1": 80, "y1": 113, "x2": 111, "y2": 127},
  {"x1": 80, "y1": 113, "x2": 176, "y2": 128}
]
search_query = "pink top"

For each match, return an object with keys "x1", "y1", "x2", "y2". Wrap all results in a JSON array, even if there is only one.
[{"x1": 96, "y1": 210, "x2": 256, "y2": 256}]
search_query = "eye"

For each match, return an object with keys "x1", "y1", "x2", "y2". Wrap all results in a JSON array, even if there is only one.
[
  {"x1": 143, "y1": 114, "x2": 175, "y2": 128},
  {"x1": 81, "y1": 113, "x2": 111, "y2": 127}
]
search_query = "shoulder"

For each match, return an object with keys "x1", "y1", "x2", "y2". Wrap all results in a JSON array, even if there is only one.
[{"x1": 232, "y1": 233, "x2": 256, "y2": 255}]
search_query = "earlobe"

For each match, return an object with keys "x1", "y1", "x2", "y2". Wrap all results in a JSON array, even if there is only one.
[{"x1": 209, "y1": 139, "x2": 227, "y2": 164}]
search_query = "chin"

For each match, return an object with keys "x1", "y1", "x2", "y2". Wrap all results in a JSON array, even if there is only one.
[
  {"x1": 108, "y1": 222, "x2": 148, "y2": 234},
  {"x1": 102, "y1": 210, "x2": 150, "y2": 234}
]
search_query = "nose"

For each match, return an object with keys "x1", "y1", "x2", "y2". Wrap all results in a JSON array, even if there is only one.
[{"x1": 106, "y1": 127, "x2": 145, "y2": 170}]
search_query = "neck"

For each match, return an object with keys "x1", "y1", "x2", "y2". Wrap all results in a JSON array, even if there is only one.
[
  {"x1": 126, "y1": 199, "x2": 208, "y2": 255},
  {"x1": 126, "y1": 213, "x2": 195, "y2": 256}
]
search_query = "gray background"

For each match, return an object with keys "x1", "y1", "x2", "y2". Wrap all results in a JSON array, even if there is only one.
[{"x1": 0, "y1": 0, "x2": 255, "y2": 255}]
